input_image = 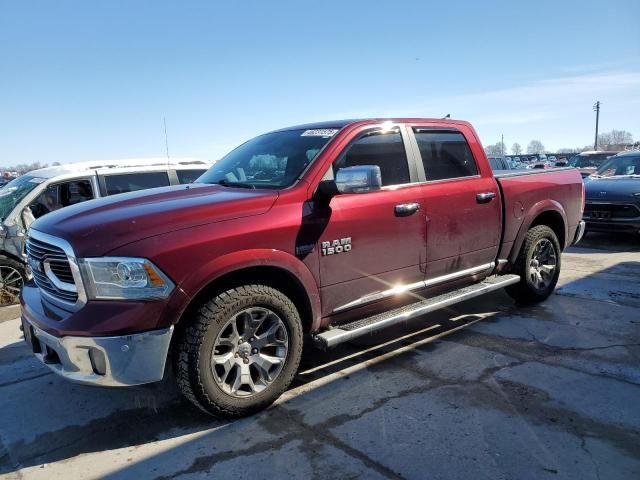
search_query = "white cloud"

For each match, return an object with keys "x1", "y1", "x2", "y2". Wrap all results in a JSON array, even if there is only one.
[
  {"x1": 423, "y1": 71, "x2": 640, "y2": 150},
  {"x1": 330, "y1": 70, "x2": 640, "y2": 151}
]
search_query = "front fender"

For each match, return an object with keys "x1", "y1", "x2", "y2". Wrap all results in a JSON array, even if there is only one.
[
  {"x1": 508, "y1": 199, "x2": 568, "y2": 264},
  {"x1": 176, "y1": 248, "x2": 322, "y2": 331}
]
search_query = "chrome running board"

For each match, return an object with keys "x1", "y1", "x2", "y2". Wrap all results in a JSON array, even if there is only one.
[{"x1": 313, "y1": 274, "x2": 520, "y2": 349}]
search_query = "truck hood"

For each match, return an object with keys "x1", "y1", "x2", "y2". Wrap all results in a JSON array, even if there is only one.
[
  {"x1": 584, "y1": 176, "x2": 640, "y2": 202},
  {"x1": 31, "y1": 183, "x2": 278, "y2": 256}
]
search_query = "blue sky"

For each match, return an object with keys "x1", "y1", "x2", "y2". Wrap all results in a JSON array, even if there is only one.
[{"x1": 1, "y1": 0, "x2": 639, "y2": 165}]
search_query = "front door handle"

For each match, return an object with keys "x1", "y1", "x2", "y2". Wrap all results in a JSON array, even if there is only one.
[
  {"x1": 476, "y1": 192, "x2": 496, "y2": 204},
  {"x1": 395, "y1": 202, "x2": 420, "y2": 217}
]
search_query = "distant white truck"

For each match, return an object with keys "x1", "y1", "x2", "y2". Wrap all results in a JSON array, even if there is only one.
[{"x1": 0, "y1": 158, "x2": 212, "y2": 304}]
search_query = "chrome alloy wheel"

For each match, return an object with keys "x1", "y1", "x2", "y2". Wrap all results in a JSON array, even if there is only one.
[
  {"x1": 211, "y1": 307, "x2": 289, "y2": 398},
  {"x1": 528, "y1": 238, "x2": 557, "y2": 290},
  {"x1": 0, "y1": 266, "x2": 23, "y2": 306}
]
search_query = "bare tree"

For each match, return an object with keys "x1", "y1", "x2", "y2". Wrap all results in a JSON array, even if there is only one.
[
  {"x1": 0, "y1": 161, "x2": 48, "y2": 175},
  {"x1": 484, "y1": 143, "x2": 505, "y2": 156},
  {"x1": 598, "y1": 129, "x2": 633, "y2": 146},
  {"x1": 511, "y1": 142, "x2": 522, "y2": 155},
  {"x1": 527, "y1": 140, "x2": 545, "y2": 154}
]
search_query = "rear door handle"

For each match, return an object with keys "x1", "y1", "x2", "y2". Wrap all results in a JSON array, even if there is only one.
[
  {"x1": 476, "y1": 192, "x2": 496, "y2": 204},
  {"x1": 395, "y1": 202, "x2": 420, "y2": 217}
]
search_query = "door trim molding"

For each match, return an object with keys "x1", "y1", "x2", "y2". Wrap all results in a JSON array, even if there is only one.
[{"x1": 332, "y1": 263, "x2": 494, "y2": 313}]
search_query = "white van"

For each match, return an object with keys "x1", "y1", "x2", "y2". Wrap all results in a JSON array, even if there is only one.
[{"x1": 0, "y1": 158, "x2": 212, "y2": 304}]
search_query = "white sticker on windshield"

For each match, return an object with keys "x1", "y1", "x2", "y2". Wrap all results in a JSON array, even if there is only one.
[
  {"x1": 29, "y1": 177, "x2": 46, "y2": 184},
  {"x1": 301, "y1": 129, "x2": 339, "y2": 137}
]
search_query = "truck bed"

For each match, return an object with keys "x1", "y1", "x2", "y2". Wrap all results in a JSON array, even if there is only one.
[{"x1": 495, "y1": 167, "x2": 584, "y2": 262}]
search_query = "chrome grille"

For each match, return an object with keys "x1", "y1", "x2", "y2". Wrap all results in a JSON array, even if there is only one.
[{"x1": 26, "y1": 236, "x2": 78, "y2": 304}]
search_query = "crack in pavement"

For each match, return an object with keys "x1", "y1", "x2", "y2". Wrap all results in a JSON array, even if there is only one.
[{"x1": 445, "y1": 330, "x2": 640, "y2": 387}]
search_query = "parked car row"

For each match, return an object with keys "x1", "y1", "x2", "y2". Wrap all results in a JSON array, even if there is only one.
[
  {"x1": 488, "y1": 155, "x2": 570, "y2": 171},
  {"x1": 0, "y1": 158, "x2": 212, "y2": 304}
]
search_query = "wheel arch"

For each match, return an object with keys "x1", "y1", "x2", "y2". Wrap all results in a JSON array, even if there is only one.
[
  {"x1": 173, "y1": 249, "x2": 321, "y2": 335},
  {"x1": 508, "y1": 200, "x2": 568, "y2": 264},
  {"x1": 0, "y1": 250, "x2": 26, "y2": 266}
]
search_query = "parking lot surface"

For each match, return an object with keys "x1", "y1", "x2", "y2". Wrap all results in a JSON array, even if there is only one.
[{"x1": 1, "y1": 233, "x2": 639, "y2": 479}]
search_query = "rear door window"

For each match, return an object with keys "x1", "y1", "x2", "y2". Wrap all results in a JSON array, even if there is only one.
[
  {"x1": 176, "y1": 169, "x2": 207, "y2": 184},
  {"x1": 413, "y1": 129, "x2": 478, "y2": 181},
  {"x1": 103, "y1": 172, "x2": 170, "y2": 195}
]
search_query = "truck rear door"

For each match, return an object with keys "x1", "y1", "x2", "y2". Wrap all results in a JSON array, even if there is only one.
[{"x1": 407, "y1": 125, "x2": 501, "y2": 281}]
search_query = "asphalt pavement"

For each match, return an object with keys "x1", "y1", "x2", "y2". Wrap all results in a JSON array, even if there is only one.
[{"x1": 1, "y1": 232, "x2": 639, "y2": 479}]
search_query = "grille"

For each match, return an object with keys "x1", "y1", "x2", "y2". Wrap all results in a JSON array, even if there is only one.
[
  {"x1": 26, "y1": 236, "x2": 78, "y2": 304},
  {"x1": 584, "y1": 202, "x2": 640, "y2": 219}
]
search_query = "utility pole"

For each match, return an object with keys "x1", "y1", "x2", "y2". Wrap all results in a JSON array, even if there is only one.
[
  {"x1": 593, "y1": 101, "x2": 600, "y2": 150},
  {"x1": 501, "y1": 134, "x2": 504, "y2": 155}
]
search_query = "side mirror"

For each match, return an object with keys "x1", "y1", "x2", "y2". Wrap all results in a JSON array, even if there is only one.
[{"x1": 335, "y1": 165, "x2": 382, "y2": 194}]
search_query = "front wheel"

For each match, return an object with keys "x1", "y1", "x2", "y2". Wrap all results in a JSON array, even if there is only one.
[
  {"x1": 0, "y1": 256, "x2": 26, "y2": 306},
  {"x1": 175, "y1": 285, "x2": 303, "y2": 417},
  {"x1": 506, "y1": 225, "x2": 561, "y2": 304}
]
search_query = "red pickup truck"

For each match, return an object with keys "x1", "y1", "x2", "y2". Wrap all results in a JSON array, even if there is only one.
[{"x1": 21, "y1": 118, "x2": 585, "y2": 417}]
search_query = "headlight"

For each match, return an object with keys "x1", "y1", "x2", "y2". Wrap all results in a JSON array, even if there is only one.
[{"x1": 79, "y1": 257, "x2": 174, "y2": 300}]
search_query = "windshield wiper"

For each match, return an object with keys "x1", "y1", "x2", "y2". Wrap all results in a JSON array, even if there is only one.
[{"x1": 214, "y1": 179, "x2": 256, "y2": 189}]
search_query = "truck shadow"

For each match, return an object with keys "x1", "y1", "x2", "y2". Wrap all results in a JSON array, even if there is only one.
[
  {"x1": 1, "y1": 260, "x2": 639, "y2": 475},
  {"x1": 568, "y1": 231, "x2": 640, "y2": 253}
]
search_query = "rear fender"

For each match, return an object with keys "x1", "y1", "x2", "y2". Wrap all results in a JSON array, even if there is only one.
[{"x1": 508, "y1": 200, "x2": 568, "y2": 264}]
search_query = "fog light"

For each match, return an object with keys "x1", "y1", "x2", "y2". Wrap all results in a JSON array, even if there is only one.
[{"x1": 89, "y1": 348, "x2": 107, "y2": 375}]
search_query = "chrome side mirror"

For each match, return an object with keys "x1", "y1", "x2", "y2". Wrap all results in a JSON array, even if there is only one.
[{"x1": 335, "y1": 165, "x2": 382, "y2": 194}]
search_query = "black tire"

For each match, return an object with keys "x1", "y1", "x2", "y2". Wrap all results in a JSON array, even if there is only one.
[
  {"x1": 506, "y1": 225, "x2": 561, "y2": 305},
  {"x1": 175, "y1": 285, "x2": 303, "y2": 417},
  {"x1": 0, "y1": 256, "x2": 26, "y2": 306}
]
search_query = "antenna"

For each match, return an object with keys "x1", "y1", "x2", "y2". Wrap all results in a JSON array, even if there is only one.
[
  {"x1": 442, "y1": 113, "x2": 451, "y2": 119},
  {"x1": 163, "y1": 116, "x2": 170, "y2": 164}
]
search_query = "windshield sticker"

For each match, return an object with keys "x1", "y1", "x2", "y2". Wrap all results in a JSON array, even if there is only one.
[
  {"x1": 29, "y1": 178, "x2": 46, "y2": 184},
  {"x1": 301, "y1": 129, "x2": 339, "y2": 137}
]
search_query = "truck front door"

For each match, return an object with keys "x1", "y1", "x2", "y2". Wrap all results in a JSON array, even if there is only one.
[{"x1": 315, "y1": 126, "x2": 427, "y2": 316}]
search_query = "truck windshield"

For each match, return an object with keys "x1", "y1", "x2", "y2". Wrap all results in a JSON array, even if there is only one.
[
  {"x1": 198, "y1": 128, "x2": 338, "y2": 189},
  {"x1": 0, "y1": 175, "x2": 44, "y2": 221},
  {"x1": 595, "y1": 156, "x2": 640, "y2": 177}
]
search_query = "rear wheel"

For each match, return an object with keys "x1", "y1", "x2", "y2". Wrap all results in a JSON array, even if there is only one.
[
  {"x1": 175, "y1": 285, "x2": 303, "y2": 417},
  {"x1": 506, "y1": 225, "x2": 561, "y2": 304},
  {"x1": 0, "y1": 257, "x2": 25, "y2": 306}
]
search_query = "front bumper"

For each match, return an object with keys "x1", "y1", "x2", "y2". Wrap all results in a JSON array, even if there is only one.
[
  {"x1": 22, "y1": 315, "x2": 173, "y2": 386},
  {"x1": 583, "y1": 219, "x2": 640, "y2": 234}
]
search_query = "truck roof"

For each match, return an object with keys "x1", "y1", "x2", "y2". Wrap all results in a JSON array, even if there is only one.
[
  {"x1": 577, "y1": 150, "x2": 619, "y2": 156},
  {"x1": 272, "y1": 118, "x2": 471, "y2": 133},
  {"x1": 27, "y1": 157, "x2": 213, "y2": 179}
]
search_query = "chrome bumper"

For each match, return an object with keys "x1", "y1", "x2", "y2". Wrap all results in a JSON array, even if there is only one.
[
  {"x1": 22, "y1": 318, "x2": 173, "y2": 387},
  {"x1": 572, "y1": 220, "x2": 586, "y2": 245}
]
